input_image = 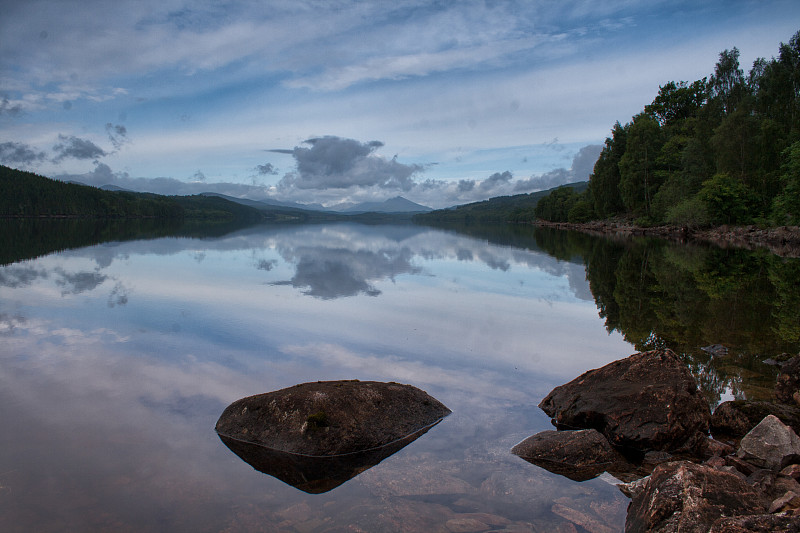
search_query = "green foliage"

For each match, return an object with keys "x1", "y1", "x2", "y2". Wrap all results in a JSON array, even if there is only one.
[
  {"x1": 576, "y1": 29, "x2": 800, "y2": 228},
  {"x1": 771, "y1": 140, "x2": 800, "y2": 225},
  {"x1": 698, "y1": 173, "x2": 756, "y2": 225},
  {"x1": 567, "y1": 198, "x2": 595, "y2": 223},
  {"x1": 619, "y1": 113, "x2": 664, "y2": 217},
  {"x1": 664, "y1": 196, "x2": 711, "y2": 228},
  {"x1": 534, "y1": 186, "x2": 577, "y2": 222},
  {"x1": 645, "y1": 79, "x2": 707, "y2": 127},
  {"x1": 589, "y1": 122, "x2": 628, "y2": 218}
]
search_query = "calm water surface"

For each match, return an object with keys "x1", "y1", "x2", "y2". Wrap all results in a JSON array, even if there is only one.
[{"x1": 1, "y1": 221, "x2": 797, "y2": 532}]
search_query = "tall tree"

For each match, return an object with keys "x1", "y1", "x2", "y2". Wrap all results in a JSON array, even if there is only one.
[
  {"x1": 645, "y1": 79, "x2": 707, "y2": 127},
  {"x1": 709, "y1": 47, "x2": 746, "y2": 116},
  {"x1": 619, "y1": 113, "x2": 664, "y2": 218},
  {"x1": 589, "y1": 122, "x2": 628, "y2": 218}
]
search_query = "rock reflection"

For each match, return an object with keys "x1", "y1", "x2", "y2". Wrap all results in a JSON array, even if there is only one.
[{"x1": 218, "y1": 420, "x2": 443, "y2": 493}]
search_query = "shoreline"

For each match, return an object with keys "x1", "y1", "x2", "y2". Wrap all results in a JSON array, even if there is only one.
[{"x1": 533, "y1": 219, "x2": 800, "y2": 258}]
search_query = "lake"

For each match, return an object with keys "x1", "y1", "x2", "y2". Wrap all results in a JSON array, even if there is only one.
[{"x1": 1, "y1": 220, "x2": 798, "y2": 532}]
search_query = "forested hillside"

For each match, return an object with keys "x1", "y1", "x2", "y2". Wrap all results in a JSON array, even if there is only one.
[
  {"x1": 0, "y1": 165, "x2": 264, "y2": 221},
  {"x1": 534, "y1": 30, "x2": 800, "y2": 227},
  {"x1": 414, "y1": 182, "x2": 588, "y2": 225}
]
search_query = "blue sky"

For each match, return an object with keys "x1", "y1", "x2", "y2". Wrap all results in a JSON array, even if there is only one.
[{"x1": 1, "y1": 0, "x2": 798, "y2": 208}]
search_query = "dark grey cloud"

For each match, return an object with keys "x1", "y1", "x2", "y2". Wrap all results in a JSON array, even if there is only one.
[
  {"x1": 1, "y1": 96, "x2": 23, "y2": 117},
  {"x1": 272, "y1": 244, "x2": 420, "y2": 299},
  {"x1": 514, "y1": 167, "x2": 571, "y2": 192},
  {"x1": 105, "y1": 123, "x2": 128, "y2": 151},
  {"x1": 107, "y1": 281, "x2": 129, "y2": 307},
  {"x1": 513, "y1": 144, "x2": 602, "y2": 192},
  {"x1": 0, "y1": 313, "x2": 26, "y2": 336},
  {"x1": 55, "y1": 269, "x2": 109, "y2": 295},
  {"x1": 571, "y1": 144, "x2": 603, "y2": 182},
  {"x1": 457, "y1": 179, "x2": 475, "y2": 192},
  {"x1": 0, "y1": 265, "x2": 48, "y2": 288},
  {"x1": 255, "y1": 163, "x2": 278, "y2": 175},
  {"x1": 0, "y1": 141, "x2": 47, "y2": 165},
  {"x1": 52, "y1": 135, "x2": 107, "y2": 162},
  {"x1": 277, "y1": 136, "x2": 423, "y2": 191},
  {"x1": 479, "y1": 170, "x2": 513, "y2": 191}
]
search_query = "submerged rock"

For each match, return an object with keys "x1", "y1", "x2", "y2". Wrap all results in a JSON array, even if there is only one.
[
  {"x1": 737, "y1": 414, "x2": 800, "y2": 470},
  {"x1": 539, "y1": 349, "x2": 711, "y2": 453},
  {"x1": 511, "y1": 429, "x2": 628, "y2": 482},
  {"x1": 625, "y1": 461, "x2": 767, "y2": 533},
  {"x1": 215, "y1": 380, "x2": 450, "y2": 492}
]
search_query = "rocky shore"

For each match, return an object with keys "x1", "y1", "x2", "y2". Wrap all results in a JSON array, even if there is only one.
[
  {"x1": 534, "y1": 219, "x2": 800, "y2": 257},
  {"x1": 513, "y1": 348, "x2": 800, "y2": 532}
]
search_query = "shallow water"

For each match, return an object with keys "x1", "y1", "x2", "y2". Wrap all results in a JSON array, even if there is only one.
[{"x1": 0, "y1": 221, "x2": 796, "y2": 532}]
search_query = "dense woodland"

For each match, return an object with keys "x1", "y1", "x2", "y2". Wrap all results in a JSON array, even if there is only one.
[
  {"x1": 418, "y1": 31, "x2": 800, "y2": 229},
  {"x1": 533, "y1": 30, "x2": 800, "y2": 227}
]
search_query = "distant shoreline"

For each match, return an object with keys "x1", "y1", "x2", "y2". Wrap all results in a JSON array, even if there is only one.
[{"x1": 534, "y1": 219, "x2": 800, "y2": 258}]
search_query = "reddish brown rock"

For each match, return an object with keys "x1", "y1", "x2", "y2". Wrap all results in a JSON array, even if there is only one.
[
  {"x1": 539, "y1": 349, "x2": 710, "y2": 453},
  {"x1": 625, "y1": 461, "x2": 767, "y2": 533},
  {"x1": 711, "y1": 400, "x2": 800, "y2": 438},
  {"x1": 777, "y1": 355, "x2": 800, "y2": 405}
]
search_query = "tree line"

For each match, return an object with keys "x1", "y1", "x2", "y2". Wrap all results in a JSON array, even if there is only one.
[{"x1": 534, "y1": 30, "x2": 800, "y2": 227}]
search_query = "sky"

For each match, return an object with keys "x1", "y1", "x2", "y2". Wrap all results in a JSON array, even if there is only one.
[{"x1": 1, "y1": 0, "x2": 798, "y2": 209}]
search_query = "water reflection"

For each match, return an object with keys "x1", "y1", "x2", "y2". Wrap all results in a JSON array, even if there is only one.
[
  {"x1": 0, "y1": 221, "x2": 633, "y2": 532},
  {"x1": 218, "y1": 421, "x2": 443, "y2": 494},
  {"x1": 13, "y1": 220, "x2": 800, "y2": 530}
]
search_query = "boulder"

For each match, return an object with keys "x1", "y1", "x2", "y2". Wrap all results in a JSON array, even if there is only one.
[
  {"x1": 539, "y1": 349, "x2": 711, "y2": 453},
  {"x1": 711, "y1": 400, "x2": 800, "y2": 438},
  {"x1": 737, "y1": 414, "x2": 800, "y2": 470},
  {"x1": 215, "y1": 380, "x2": 450, "y2": 456},
  {"x1": 511, "y1": 429, "x2": 628, "y2": 481},
  {"x1": 709, "y1": 514, "x2": 800, "y2": 532},
  {"x1": 625, "y1": 461, "x2": 767, "y2": 533},
  {"x1": 777, "y1": 355, "x2": 800, "y2": 405}
]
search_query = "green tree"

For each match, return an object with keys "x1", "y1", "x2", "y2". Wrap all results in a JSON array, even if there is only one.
[
  {"x1": 619, "y1": 113, "x2": 664, "y2": 218},
  {"x1": 709, "y1": 47, "x2": 746, "y2": 116},
  {"x1": 645, "y1": 79, "x2": 707, "y2": 127},
  {"x1": 698, "y1": 173, "x2": 756, "y2": 225},
  {"x1": 772, "y1": 140, "x2": 800, "y2": 224},
  {"x1": 589, "y1": 122, "x2": 628, "y2": 218}
]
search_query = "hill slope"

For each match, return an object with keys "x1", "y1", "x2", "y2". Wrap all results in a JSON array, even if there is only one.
[
  {"x1": 0, "y1": 165, "x2": 263, "y2": 221},
  {"x1": 414, "y1": 182, "x2": 588, "y2": 224}
]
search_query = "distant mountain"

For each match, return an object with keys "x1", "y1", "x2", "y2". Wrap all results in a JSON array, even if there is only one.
[
  {"x1": 341, "y1": 196, "x2": 432, "y2": 214},
  {"x1": 199, "y1": 192, "x2": 333, "y2": 212},
  {"x1": 201, "y1": 193, "x2": 431, "y2": 214}
]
